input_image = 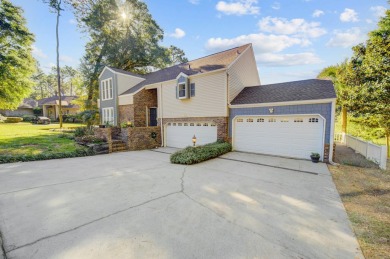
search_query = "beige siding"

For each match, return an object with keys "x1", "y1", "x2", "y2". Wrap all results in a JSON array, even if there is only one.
[
  {"x1": 161, "y1": 71, "x2": 227, "y2": 118},
  {"x1": 117, "y1": 74, "x2": 144, "y2": 95},
  {"x1": 118, "y1": 95, "x2": 133, "y2": 105},
  {"x1": 228, "y1": 46, "x2": 260, "y2": 102}
]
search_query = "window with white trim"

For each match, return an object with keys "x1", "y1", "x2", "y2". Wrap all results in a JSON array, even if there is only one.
[
  {"x1": 309, "y1": 118, "x2": 319, "y2": 123},
  {"x1": 268, "y1": 118, "x2": 276, "y2": 122},
  {"x1": 101, "y1": 78, "x2": 113, "y2": 101},
  {"x1": 257, "y1": 118, "x2": 264, "y2": 122},
  {"x1": 102, "y1": 107, "x2": 114, "y2": 125},
  {"x1": 178, "y1": 82, "x2": 186, "y2": 98}
]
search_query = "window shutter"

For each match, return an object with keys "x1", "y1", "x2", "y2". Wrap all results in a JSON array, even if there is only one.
[
  {"x1": 190, "y1": 83, "x2": 195, "y2": 97},
  {"x1": 186, "y1": 78, "x2": 190, "y2": 99}
]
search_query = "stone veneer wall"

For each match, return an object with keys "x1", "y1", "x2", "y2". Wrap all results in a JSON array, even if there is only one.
[
  {"x1": 118, "y1": 104, "x2": 134, "y2": 125},
  {"x1": 94, "y1": 128, "x2": 113, "y2": 153},
  {"x1": 161, "y1": 117, "x2": 228, "y2": 141},
  {"x1": 133, "y1": 89, "x2": 158, "y2": 127},
  {"x1": 121, "y1": 127, "x2": 161, "y2": 150}
]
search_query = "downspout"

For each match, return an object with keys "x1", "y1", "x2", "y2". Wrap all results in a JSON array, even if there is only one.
[
  {"x1": 160, "y1": 83, "x2": 164, "y2": 147},
  {"x1": 329, "y1": 99, "x2": 338, "y2": 165},
  {"x1": 226, "y1": 71, "x2": 230, "y2": 142}
]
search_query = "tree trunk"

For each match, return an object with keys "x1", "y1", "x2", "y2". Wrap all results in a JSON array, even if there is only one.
[
  {"x1": 386, "y1": 130, "x2": 389, "y2": 158},
  {"x1": 342, "y1": 106, "x2": 347, "y2": 133},
  {"x1": 56, "y1": 0, "x2": 63, "y2": 128},
  {"x1": 86, "y1": 39, "x2": 108, "y2": 109}
]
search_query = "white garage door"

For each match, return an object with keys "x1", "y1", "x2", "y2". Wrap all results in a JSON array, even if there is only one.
[
  {"x1": 166, "y1": 122, "x2": 218, "y2": 148},
  {"x1": 233, "y1": 115, "x2": 324, "y2": 160}
]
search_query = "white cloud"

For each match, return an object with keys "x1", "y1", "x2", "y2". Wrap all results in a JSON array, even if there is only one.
[
  {"x1": 340, "y1": 8, "x2": 359, "y2": 22},
  {"x1": 370, "y1": 6, "x2": 387, "y2": 19},
  {"x1": 188, "y1": 0, "x2": 199, "y2": 4},
  {"x1": 256, "y1": 52, "x2": 322, "y2": 66},
  {"x1": 169, "y1": 28, "x2": 186, "y2": 39},
  {"x1": 59, "y1": 55, "x2": 74, "y2": 63},
  {"x1": 312, "y1": 9, "x2": 324, "y2": 18},
  {"x1": 366, "y1": 19, "x2": 373, "y2": 24},
  {"x1": 32, "y1": 45, "x2": 48, "y2": 59},
  {"x1": 69, "y1": 19, "x2": 77, "y2": 25},
  {"x1": 216, "y1": 0, "x2": 259, "y2": 16},
  {"x1": 258, "y1": 16, "x2": 326, "y2": 38},
  {"x1": 327, "y1": 27, "x2": 365, "y2": 48},
  {"x1": 206, "y1": 33, "x2": 309, "y2": 54},
  {"x1": 271, "y1": 2, "x2": 280, "y2": 10}
]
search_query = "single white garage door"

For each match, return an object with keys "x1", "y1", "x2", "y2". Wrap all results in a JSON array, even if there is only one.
[
  {"x1": 166, "y1": 122, "x2": 218, "y2": 148},
  {"x1": 233, "y1": 115, "x2": 325, "y2": 160}
]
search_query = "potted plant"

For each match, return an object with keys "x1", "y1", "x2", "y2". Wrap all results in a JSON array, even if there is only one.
[{"x1": 310, "y1": 152, "x2": 320, "y2": 163}]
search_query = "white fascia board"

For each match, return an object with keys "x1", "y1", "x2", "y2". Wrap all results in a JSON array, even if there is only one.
[
  {"x1": 226, "y1": 44, "x2": 252, "y2": 70},
  {"x1": 98, "y1": 66, "x2": 145, "y2": 80},
  {"x1": 176, "y1": 72, "x2": 188, "y2": 79},
  {"x1": 229, "y1": 98, "x2": 336, "y2": 108}
]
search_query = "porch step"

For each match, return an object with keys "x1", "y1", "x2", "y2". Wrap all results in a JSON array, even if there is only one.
[{"x1": 111, "y1": 139, "x2": 128, "y2": 152}]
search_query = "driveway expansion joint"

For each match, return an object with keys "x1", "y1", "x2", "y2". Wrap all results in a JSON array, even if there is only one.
[
  {"x1": 217, "y1": 157, "x2": 319, "y2": 175},
  {"x1": 0, "y1": 229, "x2": 7, "y2": 259}
]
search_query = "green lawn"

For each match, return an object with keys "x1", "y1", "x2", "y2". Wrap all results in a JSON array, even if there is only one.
[
  {"x1": 0, "y1": 122, "x2": 84, "y2": 156},
  {"x1": 335, "y1": 115, "x2": 387, "y2": 146}
]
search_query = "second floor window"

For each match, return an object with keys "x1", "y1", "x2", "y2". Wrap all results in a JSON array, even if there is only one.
[
  {"x1": 101, "y1": 78, "x2": 113, "y2": 100},
  {"x1": 178, "y1": 82, "x2": 186, "y2": 98}
]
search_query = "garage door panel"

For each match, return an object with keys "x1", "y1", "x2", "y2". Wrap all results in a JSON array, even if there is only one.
[
  {"x1": 234, "y1": 116, "x2": 324, "y2": 160},
  {"x1": 166, "y1": 123, "x2": 217, "y2": 148}
]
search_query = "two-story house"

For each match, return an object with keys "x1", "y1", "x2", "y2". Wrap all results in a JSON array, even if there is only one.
[{"x1": 98, "y1": 43, "x2": 336, "y2": 162}]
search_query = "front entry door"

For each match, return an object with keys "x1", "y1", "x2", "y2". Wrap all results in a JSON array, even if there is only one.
[{"x1": 149, "y1": 108, "x2": 157, "y2": 126}]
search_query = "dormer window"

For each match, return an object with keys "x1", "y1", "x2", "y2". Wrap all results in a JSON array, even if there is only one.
[
  {"x1": 176, "y1": 73, "x2": 189, "y2": 99},
  {"x1": 178, "y1": 82, "x2": 186, "y2": 98}
]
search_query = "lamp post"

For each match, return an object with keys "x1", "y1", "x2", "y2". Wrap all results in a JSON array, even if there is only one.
[{"x1": 192, "y1": 135, "x2": 197, "y2": 147}]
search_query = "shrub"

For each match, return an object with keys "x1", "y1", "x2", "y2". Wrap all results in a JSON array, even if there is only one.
[
  {"x1": 76, "y1": 135, "x2": 104, "y2": 144},
  {"x1": 22, "y1": 115, "x2": 36, "y2": 122},
  {"x1": 74, "y1": 126, "x2": 93, "y2": 137},
  {"x1": 170, "y1": 142, "x2": 232, "y2": 165},
  {"x1": 4, "y1": 117, "x2": 23, "y2": 123},
  {"x1": 33, "y1": 107, "x2": 43, "y2": 116},
  {"x1": 0, "y1": 148, "x2": 96, "y2": 164},
  {"x1": 120, "y1": 121, "x2": 134, "y2": 128}
]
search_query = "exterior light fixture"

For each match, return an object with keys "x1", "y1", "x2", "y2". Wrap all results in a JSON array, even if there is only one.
[
  {"x1": 269, "y1": 108, "x2": 274, "y2": 114},
  {"x1": 192, "y1": 135, "x2": 197, "y2": 147}
]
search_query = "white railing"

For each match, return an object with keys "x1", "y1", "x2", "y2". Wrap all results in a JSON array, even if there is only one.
[{"x1": 335, "y1": 133, "x2": 387, "y2": 170}]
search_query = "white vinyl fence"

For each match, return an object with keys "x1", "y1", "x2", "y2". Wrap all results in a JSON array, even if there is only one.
[{"x1": 334, "y1": 133, "x2": 387, "y2": 170}]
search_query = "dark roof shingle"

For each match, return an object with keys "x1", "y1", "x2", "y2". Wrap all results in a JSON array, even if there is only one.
[
  {"x1": 231, "y1": 79, "x2": 336, "y2": 105},
  {"x1": 38, "y1": 96, "x2": 79, "y2": 108},
  {"x1": 120, "y1": 44, "x2": 251, "y2": 95}
]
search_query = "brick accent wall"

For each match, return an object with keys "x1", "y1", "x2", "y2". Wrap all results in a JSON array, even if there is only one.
[
  {"x1": 133, "y1": 89, "x2": 158, "y2": 127},
  {"x1": 162, "y1": 117, "x2": 228, "y2": 141},
  {"x1": 93, "y1": 128, "x2": 113, "y2": 153},
  {"x1": 118, "y1": 104, "x2": 134, "y2": 125},
  {"x1": 121, "y1": 127, "x2": 161, "y2": 150}
]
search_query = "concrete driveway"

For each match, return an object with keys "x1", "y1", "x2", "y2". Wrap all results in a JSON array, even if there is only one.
[{"x1": 0, "y1": 150, "x2": 362, "y2": 259}]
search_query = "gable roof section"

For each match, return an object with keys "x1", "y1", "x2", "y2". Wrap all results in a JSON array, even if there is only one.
[
  {"x1": 231, "y1": 79, "x2": 336, "y2": 105},
  {"x1": 18, "y1": 98, "x2": 38, "y2": 109},
  {"x1": 120, "y1": 44, "x2": 251, "y2": 95},
  {"x1": 107, "y1": 66, "x2": 146, "y2": 78}
]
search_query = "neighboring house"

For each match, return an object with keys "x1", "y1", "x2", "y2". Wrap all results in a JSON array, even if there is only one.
[
  {"x1": 98, "y1": 43, "x2": 336, "y2": 162},
  {"x1": 0, "y1": 98, "x2": 38, "y2": 116},
  {"x1": 38, "y1": 95, "x2": 80, "y2": 120}
]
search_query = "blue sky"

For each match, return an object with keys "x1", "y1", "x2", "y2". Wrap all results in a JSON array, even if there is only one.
[{"x1": 13, "y1": 0, "x2": 388, "y2": 84}]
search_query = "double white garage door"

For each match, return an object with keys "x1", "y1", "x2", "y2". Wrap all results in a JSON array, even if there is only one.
[
  {"x1": 233, "y1": 115, "x2": 325, "y2": 160},
  {"x1": 166, "y1": 122, "x2": 217, "y2": 148}
]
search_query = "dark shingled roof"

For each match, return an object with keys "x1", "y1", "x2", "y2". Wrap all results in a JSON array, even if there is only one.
[
  {"x1": 38, "y1": 96, "x2": 79, "y2": 108},
  {"x1": 120, "y1": 44, "x2": 251, "y2": 95},
  {"x1": 18, "y1": 98, "x2": 38, "y2": 109},
  {"x1": 231, "y1": 79, "x2": 336, "y2": 105}
]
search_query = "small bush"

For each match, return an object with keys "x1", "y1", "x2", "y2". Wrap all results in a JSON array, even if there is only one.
[
  {"x1": 22, "y1": 115, "x2": 36, "y2": 122},
  {"x1": 76, "y1": 135, "x2": 104, "y2": 144},
  {"x1": 74, "y1": 127, "x2": 93, "y2": 137},
  {"x1": 0, "y1": 148, "x2": 96, "y2": 164},
  {"x1": 5, "y1": 117, "x2": 23, "y2": 123},
  {"x1": 170, "y1": 142, "x2": 232, "y2": 165}
]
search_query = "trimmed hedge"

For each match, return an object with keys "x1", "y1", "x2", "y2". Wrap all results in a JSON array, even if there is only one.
[
  {"x1": 170, "y1": 142, "x2": 232, "y2": 165},
  {"x1": 5, "y1": 117, "x2": 23, "y2": 123},
  {"x1": 0, "y1": 148, "x2": 96, "y2": 164}
]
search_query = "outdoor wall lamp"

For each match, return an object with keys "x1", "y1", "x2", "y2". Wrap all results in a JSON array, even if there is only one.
[
  {"x1": 192, "y1": 135, "x2": 197, "y2": 147},
  {"x1": 269, "y1": 108, "x2": 274, "y2": 114}
]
